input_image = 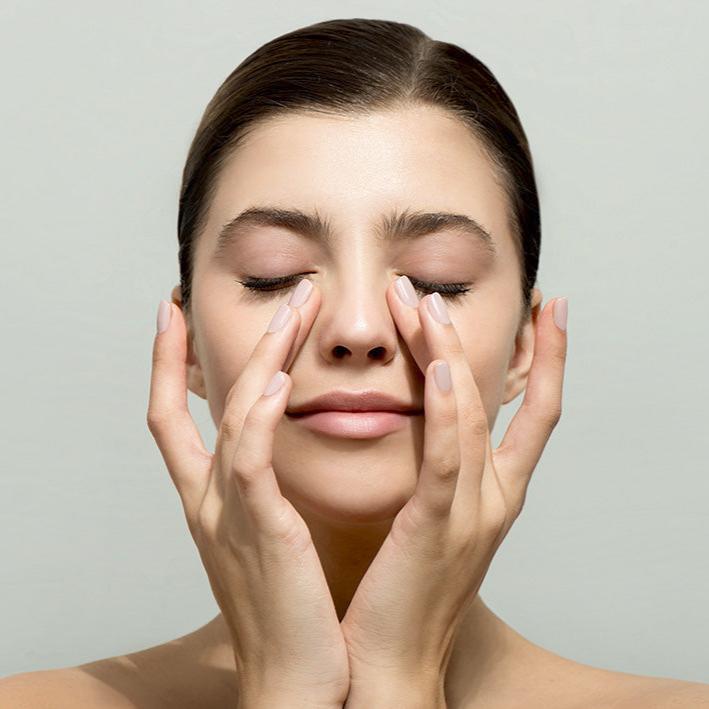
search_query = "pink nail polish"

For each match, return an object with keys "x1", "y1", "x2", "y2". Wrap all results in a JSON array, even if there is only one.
[
  {"x1": 157, "y1": 300, "x2": 171, "y2": 333},
  {"x1": 267, "y1": 303, "x2": 292, "y2": 333},
  {"x1": 288, "y1": 278, "x2": 313, "y2": 308},
  {"x1": 434, "y1": 360, "x2": 452, "y2": 392},
  {"x1": 395, "y1": 276, "x2": 418, "y2": 308},
  {"x1": 427, "y1": 292, "x2": 451, "y2": 324},
  {"x1": 553, "y1": 297, "x2": 568, "y2": 332},
  {"x1": 263, "y1": 371, "x2": 285, "y2": 396}
]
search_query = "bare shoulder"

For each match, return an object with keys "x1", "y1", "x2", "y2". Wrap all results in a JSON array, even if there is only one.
[
  {"x1": 0, "y1": 650, "x2": 190, "y2": 709},
  {"x1": 613, "y1": 674, "x2": 709, "y2": 708},
  {"x1": 0, "y1": 661, "x2": 142, "y2": 708},
  {"x1": 553, "y1": 660, "x2": 709, "y2": 709},
  {"x1": 474, "y1": 638, "x2": 709, "y2": 709},
  {"x1": 0, "y1": 619, "x2": 238, "y2": 709}
]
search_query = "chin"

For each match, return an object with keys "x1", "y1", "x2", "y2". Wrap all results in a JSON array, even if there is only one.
[
  {"x1": 286, "y1": 486, "x2": 414, "y2": 526},
  {"x1": 271, "y1": 435, "x2": 421, "y2": 525}
]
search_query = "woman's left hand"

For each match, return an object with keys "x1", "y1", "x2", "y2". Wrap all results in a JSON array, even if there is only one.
[{"x1": 340, "y1": 277, "x2": 568, "y2": 704}]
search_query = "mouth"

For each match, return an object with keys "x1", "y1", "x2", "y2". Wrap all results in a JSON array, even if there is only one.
[{"x1": 285, "y1": 409, "x2": 422, "y2": 438}]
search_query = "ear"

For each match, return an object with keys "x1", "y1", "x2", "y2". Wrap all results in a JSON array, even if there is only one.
[
  {"x1": 171, "y1": 284, "x2": 207, "y2": 400},
  {"x1": 501, "y1": 287, "x2": 543, "y2": 405}
]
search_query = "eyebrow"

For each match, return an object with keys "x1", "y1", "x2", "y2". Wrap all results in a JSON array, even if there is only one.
[{"x1": 213, "y1": 205, "x2": 498, "y2": 259}]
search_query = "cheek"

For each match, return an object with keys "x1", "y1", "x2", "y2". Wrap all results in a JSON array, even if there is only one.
[
  {"x1": 195, "y1": 306, "x2": 265, "y2": 413},
  {"x1": 456, "y1": 321, "x2": 516, "y2": 424}
]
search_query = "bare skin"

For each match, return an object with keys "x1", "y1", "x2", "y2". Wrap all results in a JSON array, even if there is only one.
[
  {"x1": 3, "y1": 105, "x2": 707, "y2": 707},
  {"x1": 5, "y1": 600, "x2": 706, "y2": 708}
]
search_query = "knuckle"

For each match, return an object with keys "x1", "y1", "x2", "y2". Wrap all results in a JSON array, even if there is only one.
[
  {"x1": 428, "y1": 454, "x2": 459, "y2": 483},
  {"x1": 525, "y1": 400, "x2": 561, "y2": 431},
  {"x1": 146, "y1": 411, "x2": 159, "y2": 432},
  {"x1": 151, "y1": 343, "x2": 167, "y2": 369},
  {"x1": 473, "y1": 418, "x2": 489, "y2": 438},
  {"x1": 438, "y1": 465, "x2": 460, "y2": 485},
  {"x1": 511, "y1": 489, "x2": 528, "y2": 521},
  {"x1": 481, "y1": 514, "x2": 506, "y2": 547},
  {"x1": 232, "y1": 452, "x2": 261, "y2": 496},
  {"x1": 551, "y1": 345, "x2": 567, "y2": 366},
  {"x1": 438, "y1": 403, "x2": 459, "y2": 428},
  {"x1": 196, "y1": 504, "x2": 217, "y2": 541},
  {"x1": 233, "y1": 445, "x2": 259, "y2": 475},
  {"x1": 224, "y1": 379, "x2": 243, "y2": 409},
  {"x1": 545, "y1": 403, "x2": 562, "y2": 428},
  {"x1": 463, "y1": 409, "x2": 489, "y2": 437},
  {"x1": 182, "y1": 507, "x2": 202, "y2": 541},
  {"x1": 274, "y1": 508, "x2": 311, "y2": 553},
  {"x1": 485, "y1": 497, "x2": 508, "y2": 536},
  {"x1": 446, "y1": 340, "x2": 466, "y2": 358},
  {"x1": 219, "y1": 414, "x2": 243, "y2": 443},
  {"x1": 234, "y1": 471, "x2": 259, "y2": 499},
  {"x1": 244, "y1": 405, "x2": 272, "y2": 432},
  {"x1": 146, "y1": 408, "x2": 169, "y2": 432},
  {"x1": 478, "y1": 484, "x2": 509, "y2": 541}
]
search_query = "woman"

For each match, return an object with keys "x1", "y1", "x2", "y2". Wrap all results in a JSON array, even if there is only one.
[{"x1": 3, "y1": 17, "x2": 707, "y2": 709}]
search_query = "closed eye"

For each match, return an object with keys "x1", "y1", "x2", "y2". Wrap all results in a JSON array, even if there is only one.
[{"x1": 235, "y1": 274, "x2": 473, "y2": 302}]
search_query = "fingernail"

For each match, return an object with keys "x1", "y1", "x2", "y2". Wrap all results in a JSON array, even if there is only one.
[
  {"x1": 288, "y1": 278, "x2": 313, "y2": 308},
  {"x1": 434, "y1": 360, "x2": 452, "y2": 392},
  {"x1": 267, "y1": 303, "x2": 292, "y2": 333},
  {"x1": 553, "y1": 297, "x2": 568, "y2": 332},
  {"x1": 263, "y1": 371, "x2": 285, "y2": 396},
  {"x1": 157, "y1": 300, "x2": 172, "y2": 333},
  {"x1": 395, "y1": 275, "x2": 418, "y2": 308},
  {"x1": 427, "y1": 292, "x2": 451, "y2": 324}
]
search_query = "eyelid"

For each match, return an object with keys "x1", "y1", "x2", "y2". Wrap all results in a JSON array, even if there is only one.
[
  {"x1": 236, "y1": 273, "x2": 474, "y2": 302},
  {"x1": 238, "y1": 273, "x2": 470, "y2": 288}
]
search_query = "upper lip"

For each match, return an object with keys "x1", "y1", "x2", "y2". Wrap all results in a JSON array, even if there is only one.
[{"x1": 286, "y1": 390, "x2": 423, "y2": 416}]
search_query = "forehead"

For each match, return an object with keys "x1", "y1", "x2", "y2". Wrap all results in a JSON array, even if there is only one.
[{"x1": 200, "y1": 104, "x2": 514, "y2": 257}]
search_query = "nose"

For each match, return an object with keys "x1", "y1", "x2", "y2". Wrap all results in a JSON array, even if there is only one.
[{"x1": 316, "y1": 275, "x2": 401, "y2": 366}]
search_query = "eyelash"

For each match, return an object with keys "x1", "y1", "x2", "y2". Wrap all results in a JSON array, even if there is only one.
[{"x1": 236, "y1": 274, "x2": 473, "y2": 301}]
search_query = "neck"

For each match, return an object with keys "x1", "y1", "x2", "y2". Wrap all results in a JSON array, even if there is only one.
[
  {"x1": 199, "y1": 500, "x2": 533, "y2": 702},
  {"x1": 203, "y1": 595, "x2": 526, "y2": 705}
]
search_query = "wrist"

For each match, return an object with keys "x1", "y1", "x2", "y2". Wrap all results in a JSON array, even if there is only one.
[
  {"x1": 235, "y1": 655, "x2": 347, "y2": 708},
  {"x1": 238, "y1": 691, "x2": 343, "y2": 709},
  {"x1": 344, "y1": 676, "x2": 446, "y2": 709},
  {"x1": 237, "y1": 678, "x2": 345, "y2": 709}
]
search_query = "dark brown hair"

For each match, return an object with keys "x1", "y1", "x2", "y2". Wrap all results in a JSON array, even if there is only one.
[{"x1": 177, "y1": 18, "x2": 540, "y2": 326}]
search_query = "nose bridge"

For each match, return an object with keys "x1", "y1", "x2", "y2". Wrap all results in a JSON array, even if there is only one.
[{"x1": 316, "y1": 243, "x2": 399, "y2": 364}]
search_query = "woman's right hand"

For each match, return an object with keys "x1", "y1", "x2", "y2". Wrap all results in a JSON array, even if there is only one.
[{"x1": 146, "y1": 280, "x2": 350, "y2": 708}]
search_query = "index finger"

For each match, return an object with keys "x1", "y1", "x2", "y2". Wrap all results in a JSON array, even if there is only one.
[{"x1": 386, "y1": 275, "x2": 430, "y2": 374}]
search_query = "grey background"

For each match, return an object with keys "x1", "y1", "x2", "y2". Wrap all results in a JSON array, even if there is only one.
[{"x1": 1, "y1": 0, "x2": 707, "y2": 683}]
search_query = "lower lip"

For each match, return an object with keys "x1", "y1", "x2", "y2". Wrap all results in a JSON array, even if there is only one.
[{"x1": 286, "y1": 410, "x2": 421, "y2": 438}]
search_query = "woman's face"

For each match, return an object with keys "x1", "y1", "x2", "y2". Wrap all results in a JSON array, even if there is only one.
[{"x1": 176, "y1": 103, "x2": 541, "y2": 523}]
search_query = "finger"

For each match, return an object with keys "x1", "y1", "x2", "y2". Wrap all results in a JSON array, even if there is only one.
[
  {"x1": 229, "y1": 369, "x2": 295, "y2": 533},
  {"x1": 147, "y1": 300, "x2": 212, "y2": 520},
  {"x1": 416, "y1": 291, "x2": 489, "y2": 501},
  {"x1": 386, "y1": 275, "x2": 430, "y2": 374},
  {"x1": 494, "y1": 297, "x2": 567, "y2": 505},
  {"x1": 215, "y1": 280, "x2": 320, "y2": 495},
  {"x1": 413, "y1": 358, "x2": 461, "y2": 518}
]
